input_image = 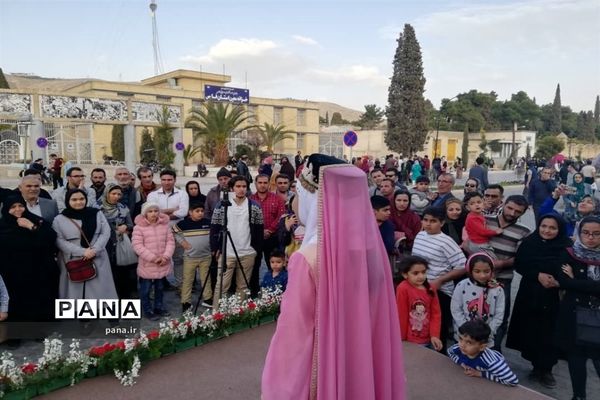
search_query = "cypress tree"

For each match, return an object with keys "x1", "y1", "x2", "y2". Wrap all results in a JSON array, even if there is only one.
[
  {"x1": 551, "y1": 83, "x2": 562, "y2": 133},
  {"x1": 385, "y1": 24, "x2": 427, "y2": 155},
  {"x1": 139, "y1": 127, "x2": 155, "y2": 163},
  {"x1": 594, "y1": 95, "x2": 600, "y2": 127},
  {"x1": 0, "y1": 68, "x2": 9, "y2": 89},
  {"x1": 461, "y1": 124, "x2": 470, "y2": 168},
  {"x1": 110, "y1": 125, "x2": 125, "y2": 161}
]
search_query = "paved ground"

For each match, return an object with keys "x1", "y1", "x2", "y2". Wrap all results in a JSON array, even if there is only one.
[
  {"x1": 39, "y1": 323, "x2": 552, "y2": 400},
  {"x1": 2, "y1": 170, "x2": 600, "y2": 399}
]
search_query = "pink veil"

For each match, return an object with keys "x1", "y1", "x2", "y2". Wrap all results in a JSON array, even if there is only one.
[{"x1": 314, "y1": 164, "x2": 405, "y2": 399}]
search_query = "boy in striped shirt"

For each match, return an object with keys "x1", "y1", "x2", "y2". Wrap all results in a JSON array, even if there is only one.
[{"x1": 448, "y1": 319, "x2": 519, "y2": 386}]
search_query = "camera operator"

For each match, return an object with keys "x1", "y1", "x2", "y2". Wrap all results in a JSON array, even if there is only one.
[{"x1": 210, "y1": 176, "x2": 264, "y2": 307}]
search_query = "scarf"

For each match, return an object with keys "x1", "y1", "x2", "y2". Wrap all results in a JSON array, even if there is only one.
[
  {"x1": 61, "y1": 189, "x2": 99, "y2": 248},
  {"x1": 137, "y1": 182, "x2": 157, "y2": 202},
  {"x1": 100, "y1": 184, "x2": 121, "y2": 220},
  {"x1": 572, "y1": 178, "x2": 586, "y2": 202},
  {"x1": 0, "y1": 195, "x2": 43, "y2": 229}
]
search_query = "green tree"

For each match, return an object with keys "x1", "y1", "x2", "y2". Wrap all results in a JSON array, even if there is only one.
[
  {"x1": 561, "y1": 106, "x2": 578, "y2": 136},
  {"x1": 319, "y1": 116, "x2": 328, "y2": 125},
  {"x1": 139, "y1": 127, "x2": 155, "y2": 163},
  {"x1": 259, "y1": 123, "x2": 295, "y2": 153},
  {"x1": 594, "y1": 95, "x2": 600, "y2": 127},
  {"x1": 534, "y1": 136, "x2": 564, "y2": 159},
  {"x1": 0, "y1": 68, "x2": 9, "y2": 89},
  {"x1": 478, "y1": 131, "x2": 488, "y2": 157},
  {"x1": 330, "y1": 112, "x2": 344, "y2": 125},
  {"x1": 183, "y1": 144, "x2": 202, "y2": 166},
  {"x1": 385, "y1": 23, "x2": 428, "y2": 154},
  {"x1": 154, "y1": 106, "x2": 175, "y2": 168},
  {"x1": 550, "y1": 83, "x2": 562, "y2": 133},
  {"x1": 357, "y1": 104, "x2": 385, "y2": 129},
  {"x1": 110, "y1": 125, "x2": 125, "y2": 161},
  {"x1": 185, "y1": 102, "x2": 253, "y2": 166}
]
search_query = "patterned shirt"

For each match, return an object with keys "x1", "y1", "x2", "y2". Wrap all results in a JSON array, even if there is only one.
[
  {"x1": 250, "y1": 192, "x2": 286, "y2": 234},
  {"x1": 485, "y1": 212, "x2": 530, "y2": 280},
  {"x1": 448, "y1": 344, "x2": 519, "y2": 386}
]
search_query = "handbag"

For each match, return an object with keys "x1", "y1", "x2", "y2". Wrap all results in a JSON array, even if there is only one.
[
  {"x1": 64, "y1": 218, "x2": 97, "y2": 283},
  {"x1": 116, "y1": 233, "x2": 138, "y2": 266},
  {"x1": 575, "y1": 306, "x2": 600, "y2": 347}
]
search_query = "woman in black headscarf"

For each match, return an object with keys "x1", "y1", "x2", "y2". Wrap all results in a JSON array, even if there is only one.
[
  {"x1": 52, "y1": 189, "x2": 117, "y2": 300},
  {"x1": 279, "y1": 156, "x2": 296, "y2": 181},
  {"x1": 0, "y1": 196, "x2": 59, "y2": 321},
  {"x1": 186, "y1": 180, "x2": 206, "y2": 207},
  {"x1": 506, "y1": 214, "x2": 572, "y2": 388}
]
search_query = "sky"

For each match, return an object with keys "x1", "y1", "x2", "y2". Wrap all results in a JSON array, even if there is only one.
[{"x1": 0, "y1": 0, "x2": 599, "y2": 113}]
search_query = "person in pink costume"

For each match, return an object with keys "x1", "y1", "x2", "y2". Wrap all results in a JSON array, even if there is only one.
[{"x1": 262, "y1": 154, "x2": 406, "y2": 400}]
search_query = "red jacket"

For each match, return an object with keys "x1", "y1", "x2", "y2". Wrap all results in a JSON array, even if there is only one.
[
  {"x1": 250, "y1": 192, "x2": 285, "y2": 234},
  {"x1": 389, "y1": 209, "x2": 422, "y2": 249},
  {"x1": 465, "y1": 212, "x2": 498, "y2": 244},
  {"x1": 396, "y1": 280, "x2": 441, "y2": 345}
]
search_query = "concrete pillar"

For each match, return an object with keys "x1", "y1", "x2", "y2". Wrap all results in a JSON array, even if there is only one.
[
  {"x1": 124, "y1": 124, "x2": 136, "y2": 172},
  {"x1": 173, "y1": 127, "x2": 184, "y2": 176},
  {"x1": 30, "y1": 119, "x2": 46, "y2": 162}
]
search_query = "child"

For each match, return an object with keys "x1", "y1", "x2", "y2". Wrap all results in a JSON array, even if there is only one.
[
  {"x1": 132, "y1": 202, "x2": 175, "y2": 321},
  {"x1": 448, "y1": 319, "x2": 519, "y2": 386},
  {"x1": 396, "y1": 256, "x2": 442, "y2": 351},
  {"x1": 450, "y1": 253, "x2": 505, "y2": 347},
  {"x1": 172, "y1": 201, "x2": 213, "y2": 313},
  {"x1": 371, "y1": 195, "x2": 396, "y2": 256},
  {"x1": 463, "y1": 192, "x2": 503, "y2": 256},
  {"x1": 261, "y1": 250, "x2": 288, "y2": 292},
  {"x1": 409, "y1": 176, "x2": 431, "y2": 216},
  {"x1": 412, "y1": 206, "x2": 467, "y2": 351}
]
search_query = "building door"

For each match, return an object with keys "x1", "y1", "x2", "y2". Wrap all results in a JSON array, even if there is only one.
[{"x1": 447, "y1": 140, "x2": 457, "y2": 161}]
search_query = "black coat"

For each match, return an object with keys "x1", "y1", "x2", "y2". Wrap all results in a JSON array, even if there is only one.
[
  {"x1": 506, "y1": 217, "x2": 571, "y2": 364},
  {"x1": 554, "y1": 248, "x2": 600, "y2": 356},
  {"x1": 0, "y1": 215, "x2": 59, "y2": 321}
]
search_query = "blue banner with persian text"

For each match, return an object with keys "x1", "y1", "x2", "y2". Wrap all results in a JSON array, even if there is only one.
[{"x1": 204, "y1": 85, "x2": 250, "y2": 104}]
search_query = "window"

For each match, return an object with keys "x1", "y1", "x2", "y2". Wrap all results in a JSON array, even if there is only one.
[
  {"x1": 297, "y1": 133, "x2": 305, "y2": 151},
  {"x1": 273, "y1": 107, "x2": 283, "y2": 125},
  {"x1": 297, "y1": 109, "x2": 306, "y2": 126}
]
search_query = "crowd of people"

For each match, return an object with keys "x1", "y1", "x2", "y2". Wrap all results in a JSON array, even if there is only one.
[{"x1": 0, "y1": 152, "x2": 599, "y2": 399}]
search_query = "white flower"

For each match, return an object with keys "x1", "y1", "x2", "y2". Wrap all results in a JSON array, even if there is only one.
[
  {"x1": 37, "y1": 338, "x2": 64, "y2": 369},
  {"x1": 114, "y1": 355, "x2": 141, "y2": 386},
  {"x1": 0, "y1": 352, "x2": 25, "y2": 392}
]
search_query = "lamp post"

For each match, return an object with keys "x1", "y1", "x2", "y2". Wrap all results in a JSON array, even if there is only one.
[{"x1": 434, "y1": 95, "x2": 459, "y2": 159}]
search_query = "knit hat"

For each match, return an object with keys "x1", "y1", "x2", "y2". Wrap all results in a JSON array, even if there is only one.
[
  {"x1": 141, "y1": 202, "x2": 159, "y2": 216},
  {"x1": 217, "y1": 167, "x2": 232, "y2": 178},
  {"x1": 465, "y1": 252, "x2": 495, "y2": 275}
]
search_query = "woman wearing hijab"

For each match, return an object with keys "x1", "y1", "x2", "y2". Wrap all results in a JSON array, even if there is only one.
[
  {"x1": 52, "y1": 189, "x2": 117, "y2": 300},
  {"x1": 279, "y1": 156, "x2": 295, "y2": 181},
  {"x1": 441, "y1": 198, "x2": 467, "y2": 247},
  {"x1": 389, "y1": 190, "x2": 421, "y2": 251},
  {"x1": 97, "y1": 184, "x2": 135, "y2": 299},
  {"x1": 185, "y1": 180, "x2": 206, "y2": 206},
  {"x1": 0, "y1": 196, "x2": 58, "y2": 322},
  {"x1": 555, "y1": 216, "x2": 600, "y2": 400},
  {"x1": 262, "y1": 154, "x2": 405, "y2": 400},
  {"x1": 463, "y1": 177, "x2": 481, "y2": 195},
  {"x1": 506, "y1": 214, "x2": 571, "y2": 388}
]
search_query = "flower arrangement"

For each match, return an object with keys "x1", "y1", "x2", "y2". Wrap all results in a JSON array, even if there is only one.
[{"x1": 0, "y1": 287, "x2": 283, "y2": 397}]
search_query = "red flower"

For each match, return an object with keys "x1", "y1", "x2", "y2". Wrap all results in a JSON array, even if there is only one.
[
  {"x1": 21, "y1": 363, "x2": 37, "y2": 374},
  {"x1": 238, "y1": 309, "x2": 245, "y2": 315},
  {"x1": 115, "y1": 341, "x2": 125, "y2": 351},
  {"x1": 147, "y1": 330, "x2": 160, "y2": 340},
  {"x1": 247, "y1": 302, "x2": 257, "y2": 310},
  {"x1": 213, "y1": 312, "x2": 224, "y2": 321}
]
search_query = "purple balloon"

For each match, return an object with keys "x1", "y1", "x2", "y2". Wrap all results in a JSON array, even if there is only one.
[
  {"x1": 175, "y1": 142, "x2": 185, "y2": 151},
  {"x1": 36, "y1": 137, "x2": 48, "y2": 148}
]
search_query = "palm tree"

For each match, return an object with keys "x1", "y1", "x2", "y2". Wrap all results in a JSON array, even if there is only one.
[
  {"x1": 183, "y1": 144, "x2": 202, "y2": 166},
  {"x1": 259, "y1": 123, "x2": 295, "y2": 153},
  {"x1": 185, "y1": 102, "x2": 253, "y2": 165}
]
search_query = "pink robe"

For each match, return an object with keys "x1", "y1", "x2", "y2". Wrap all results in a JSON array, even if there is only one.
[{"x1": 262, "y1": 164, "x2": 406, "y2": 400}]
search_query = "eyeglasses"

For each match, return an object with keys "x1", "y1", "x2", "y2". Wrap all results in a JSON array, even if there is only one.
[
  {"x1": 484, "y1": 194, "x2": 500, "y2": 198},
  {"x1": 580, "y1": 230, "x2": 600, "y2": 238},
  {"x1": 465, "y1": 184, "x2": 476, "y2": 188}
]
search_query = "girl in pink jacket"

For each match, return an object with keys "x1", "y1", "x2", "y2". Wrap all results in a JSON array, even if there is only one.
[{"x1": 132, "y1": 202, "x2": 175, "y2": 321}]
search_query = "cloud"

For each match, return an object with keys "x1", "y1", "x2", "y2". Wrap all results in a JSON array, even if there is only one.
[
  {"x1": 308, "y1": 65, "x2": 388, "y2": 87},
  {"x1": 380, "y1": 0, "x2": 600, "y2": 111},
  {"x1": 292, "y1": 35, "x2": 319, "y2": 46},
  {"x1": 181, "y1": 38, "x2": 278, "y2": 64}
]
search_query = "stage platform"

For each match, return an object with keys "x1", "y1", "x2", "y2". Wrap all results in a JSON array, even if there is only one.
[{"x1": 40, "y1": 323, "x2": 551, "y2": 400}]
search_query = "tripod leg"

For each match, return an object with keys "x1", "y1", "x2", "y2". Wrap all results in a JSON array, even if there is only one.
[
  {"x1": 193, "y1": 257, "x2": 215, "y2": 315},
  {"x1": 226, "y1": 231, "x2": 251, "y2": 292}
]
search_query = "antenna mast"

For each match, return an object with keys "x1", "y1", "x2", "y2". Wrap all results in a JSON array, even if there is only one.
[{"x1": 150, "y1": 0, "x2": 164, "y2": 75}]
